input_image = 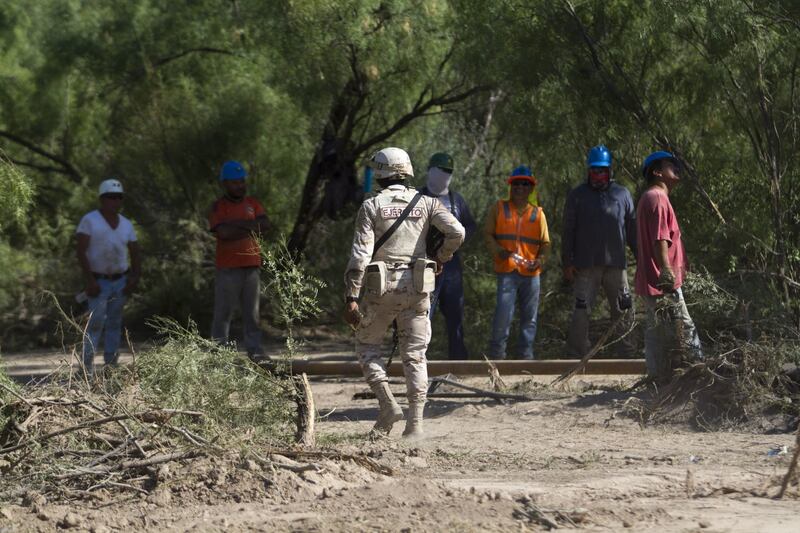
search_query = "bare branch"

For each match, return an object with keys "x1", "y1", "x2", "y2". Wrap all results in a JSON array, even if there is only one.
[
  {"x1": 0, "y1": 130, "x2": 84, "y2": 181},
  {"x1": 463, "y1": 90, "x2": 504, "y2": 178},
  {"x1": 7, "y1": 158, "x2": 70, "y2": 176},
  {"x1": 354, "y1": 84, "x2": 492, "y2": 154}
]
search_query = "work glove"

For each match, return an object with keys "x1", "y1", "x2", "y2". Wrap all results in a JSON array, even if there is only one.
[
  {"x1": 343, "y1": 301, "x2": 361, "y2": 327},
  {"x1": 656, "y1": 268, "x2": 677, "y2": 293}
]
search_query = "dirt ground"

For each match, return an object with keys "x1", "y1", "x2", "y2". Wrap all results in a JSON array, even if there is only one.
[{"x1": 1, "y1": 350, "x2": 798, "y2": 532}]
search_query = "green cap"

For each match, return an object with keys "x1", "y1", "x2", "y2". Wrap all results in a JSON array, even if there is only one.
[{"x1": 428, "y1": 152, "x2": 454, "y2": 172}]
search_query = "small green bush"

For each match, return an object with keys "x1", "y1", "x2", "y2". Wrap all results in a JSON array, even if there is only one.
[{"x1": 135, "y1": 317, "x2": 294, "y2": 444}]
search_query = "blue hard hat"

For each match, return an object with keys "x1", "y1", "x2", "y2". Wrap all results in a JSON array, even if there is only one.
[
  {"x1": 507, "y1": 165, "x2": 536, "y2": 185},
  {"x1": 510, "y1": 165, "x2": 532, "y2": 177},
  {"x1": 587, "y1": 145, "x2": 612, "y2": 168},
  {"x1": 219, "y1": 160, "x2": 247, "y2": 181},
  {"x1": 641, "y1": 151, "x2": 678, "y2": 178}
]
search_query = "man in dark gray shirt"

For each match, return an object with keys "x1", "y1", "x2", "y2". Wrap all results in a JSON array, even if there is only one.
[{"x1": 562, "y1": 145, "x2": 637, "y2": 357}]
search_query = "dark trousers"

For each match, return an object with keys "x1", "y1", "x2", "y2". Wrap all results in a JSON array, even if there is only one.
[{"x1": 429, "y1": 259, "x2": 469, "y2": 360}]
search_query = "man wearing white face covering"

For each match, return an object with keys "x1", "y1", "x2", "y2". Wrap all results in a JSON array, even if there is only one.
[{"x1": 421, "y1": 152, "x2": 477, "y2": 359}]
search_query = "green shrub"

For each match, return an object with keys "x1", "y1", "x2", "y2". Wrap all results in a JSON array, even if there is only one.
[
  {"x1": 135, "y1": 317, "x2": 294, "y2": 444},
  {"x1": 0, "y1": 153, "x2": 34, "y2": 230}
]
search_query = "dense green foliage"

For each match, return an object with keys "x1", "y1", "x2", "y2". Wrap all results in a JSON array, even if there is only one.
[
  {"x1": 0, "y1": 0, "x2": 798, "y2": 354},
  {"x1": 136, "y1": 317, "x2": 293, "y2": 440}
]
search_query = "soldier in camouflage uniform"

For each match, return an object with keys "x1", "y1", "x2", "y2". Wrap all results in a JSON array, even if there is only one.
[{"x1": 344, "y1": 147, "x2": 465, "y2": 438}]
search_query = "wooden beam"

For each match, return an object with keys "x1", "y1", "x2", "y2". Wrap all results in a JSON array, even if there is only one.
[{"x1": 279, "y1": 359, "x2": 645, "y2": 377}]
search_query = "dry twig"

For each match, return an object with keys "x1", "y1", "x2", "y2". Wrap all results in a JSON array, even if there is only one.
[
  {"x1": 551, "y1": 310, "x2": 630, "y2": 386},
  {"x1": 777, "y1": 424, "x2": 800, "y2": 499},
  {"x1": 429, "y1": 376, "x2": 537, "y2": 402}
]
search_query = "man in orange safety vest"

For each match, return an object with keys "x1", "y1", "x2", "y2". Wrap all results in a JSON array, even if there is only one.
[{"x1": 483, "y1": 166, "x2": 550, "y2": 359}]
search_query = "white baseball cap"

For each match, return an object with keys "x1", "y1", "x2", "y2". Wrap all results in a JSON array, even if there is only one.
[{"x1": 98, "y1": 179, "x2": 124, "y2": 196}]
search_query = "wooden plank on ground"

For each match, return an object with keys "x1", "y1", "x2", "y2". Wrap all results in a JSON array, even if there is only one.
[{"x1": 281, "y1": 359, "x2": 645, "y2": 377}]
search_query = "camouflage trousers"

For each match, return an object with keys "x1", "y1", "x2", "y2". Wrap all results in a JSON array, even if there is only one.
[
  {"x1": 356, "y1": 269, "x2": 431, "y2": 404},
  {"x1": 642, "y1": 288, "x2": 703, "y2": 381}
]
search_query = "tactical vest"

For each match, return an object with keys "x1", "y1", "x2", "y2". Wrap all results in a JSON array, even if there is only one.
[{"x1": 493, "y1": 200, "x2": 544, "y2": 276}]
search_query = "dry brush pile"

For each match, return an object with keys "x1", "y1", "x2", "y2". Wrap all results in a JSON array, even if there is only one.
[
  {"x1": 0, "y1": 237, "x2": 353, "y2": 507},
  {"x1": 628, "y1": 270, "x2": 800, "y2": 431},
  {"x1": 0, "y1": 319, "x2": 315, "y2": 503}
]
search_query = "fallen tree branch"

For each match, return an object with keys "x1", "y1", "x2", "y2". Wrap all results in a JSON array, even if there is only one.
[
  {"x1": 0, "y1": 409, "x2": 202, "y2": 455},
  {"x1": 0, "y1": 383, "x2": 31, "y2": 406},
  {"x1": 268, "y1": 453, "x2": 320, "y2": 473},
  {"x1": 777, "y1": 424, "x2": 800, "y2": 499},
  {"x1": 269, "y1": 449, "x2": 394, "y2": 476},
  {"x1": 551, "y1": 310, "x2": 630, "y2": 386},
  {"x1": 0, "y1": 413, "x2": 136, "y2": 455},
  {"x1": 428, "y1": 377, "x2": 537, "y2": 402},
  {"x1": 85, "y1": 438, "x2": 133, "y2": 468},
  {"x1": 162, "y1": 425, "x2": 221, "y2": 451},
  {"x1": 55, "y1": 449, "x2": 203, "y2": 480}
]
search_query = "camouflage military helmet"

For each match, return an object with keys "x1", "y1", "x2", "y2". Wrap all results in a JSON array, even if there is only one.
[
  {"x1": 369, "y1": 147, "x2": 414, "y2": 180},
  {"x1": 428, "y1": 152, "x2": 454, "y2": 172}
]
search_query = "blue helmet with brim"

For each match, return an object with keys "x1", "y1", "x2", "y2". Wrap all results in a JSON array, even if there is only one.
[
  {"x1": 642, "y1": 151, "x2": 678, "y2": 178},
  {"x1": 219, "y1": 160, "x2": 247, "y2": 181},
  {"x1": 587, "y1": 145, "x2": 612, "y2": 168}
]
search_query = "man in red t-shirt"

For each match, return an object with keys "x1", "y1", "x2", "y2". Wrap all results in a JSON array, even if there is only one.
[
  {"x1": 208, "y1": 160, "x2": 269, "y2": 359},
  {"x1": 635, "y1": 151, "x2": 702, "y2": 381}
]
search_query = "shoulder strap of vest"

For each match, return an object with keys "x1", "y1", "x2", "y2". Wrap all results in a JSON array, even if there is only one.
[
  {"x1": 372, "y1": 192, "x2": 423, "y2": 256},
  {"x1": 500, "y1": 200, "x2": 511, "y2": 219},
  {"x1": 529, "y1": 206, "x2": 539, "y2": 223}
]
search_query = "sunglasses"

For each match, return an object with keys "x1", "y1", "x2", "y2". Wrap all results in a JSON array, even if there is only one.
[
  {"x1": 510, "y1": 181, "x2": 533, "y2": 188},
  {"x1": 102, "y1": 194, "x2": 124, "y2": 200}
]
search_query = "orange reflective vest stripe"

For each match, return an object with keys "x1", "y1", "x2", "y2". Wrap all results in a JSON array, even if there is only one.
[{"x1": 493, "y1": 200, "x2": 544, "y2": 276}]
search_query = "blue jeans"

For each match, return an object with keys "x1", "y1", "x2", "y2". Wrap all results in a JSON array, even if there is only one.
[
  {"x1": 429, "y1": 259, "x2": 469, "y2": 360},
  {"x1": 488, "y1": 272, "x2": 540, "y2": 360},
  {"x1": 82, "y1": 276, "x2": 127, "y2": 374}
]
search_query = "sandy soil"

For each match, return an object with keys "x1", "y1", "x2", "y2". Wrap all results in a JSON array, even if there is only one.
[{"x1": 1, "y1": 352, "x2": 798, "y2": 532}]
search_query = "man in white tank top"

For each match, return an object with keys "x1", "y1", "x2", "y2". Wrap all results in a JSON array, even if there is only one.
[{"x1": 76, "y1": 179, "x2": 141, "y2": 378}]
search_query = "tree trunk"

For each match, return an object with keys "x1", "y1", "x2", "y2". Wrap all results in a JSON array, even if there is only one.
[{"x1": 287, "y1": 141, "x2": 360, "y2": 254}]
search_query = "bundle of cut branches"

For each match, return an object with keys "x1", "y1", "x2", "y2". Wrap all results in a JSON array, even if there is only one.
[
  {"x1": 0, "y1": 383, "x2": 213, "y2": 500},
  {"x1": 0, "y1": 318, "x2": 299, "y2": 501},
  {"x1": 633, "y1": 339, "x2": 800, "y2": 429}
]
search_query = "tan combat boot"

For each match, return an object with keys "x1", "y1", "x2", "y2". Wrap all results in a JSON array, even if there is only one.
[
  {"x1": 371, "y1": 382, "x2": 404, "y2": 434},
  {"x1": 402, "y1": 401, "x2": 425, "y2": 439}
]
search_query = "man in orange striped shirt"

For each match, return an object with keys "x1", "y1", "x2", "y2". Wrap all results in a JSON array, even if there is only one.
[{"x1": 208, "y1": 160, "x2": 270, "y2": 360}]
